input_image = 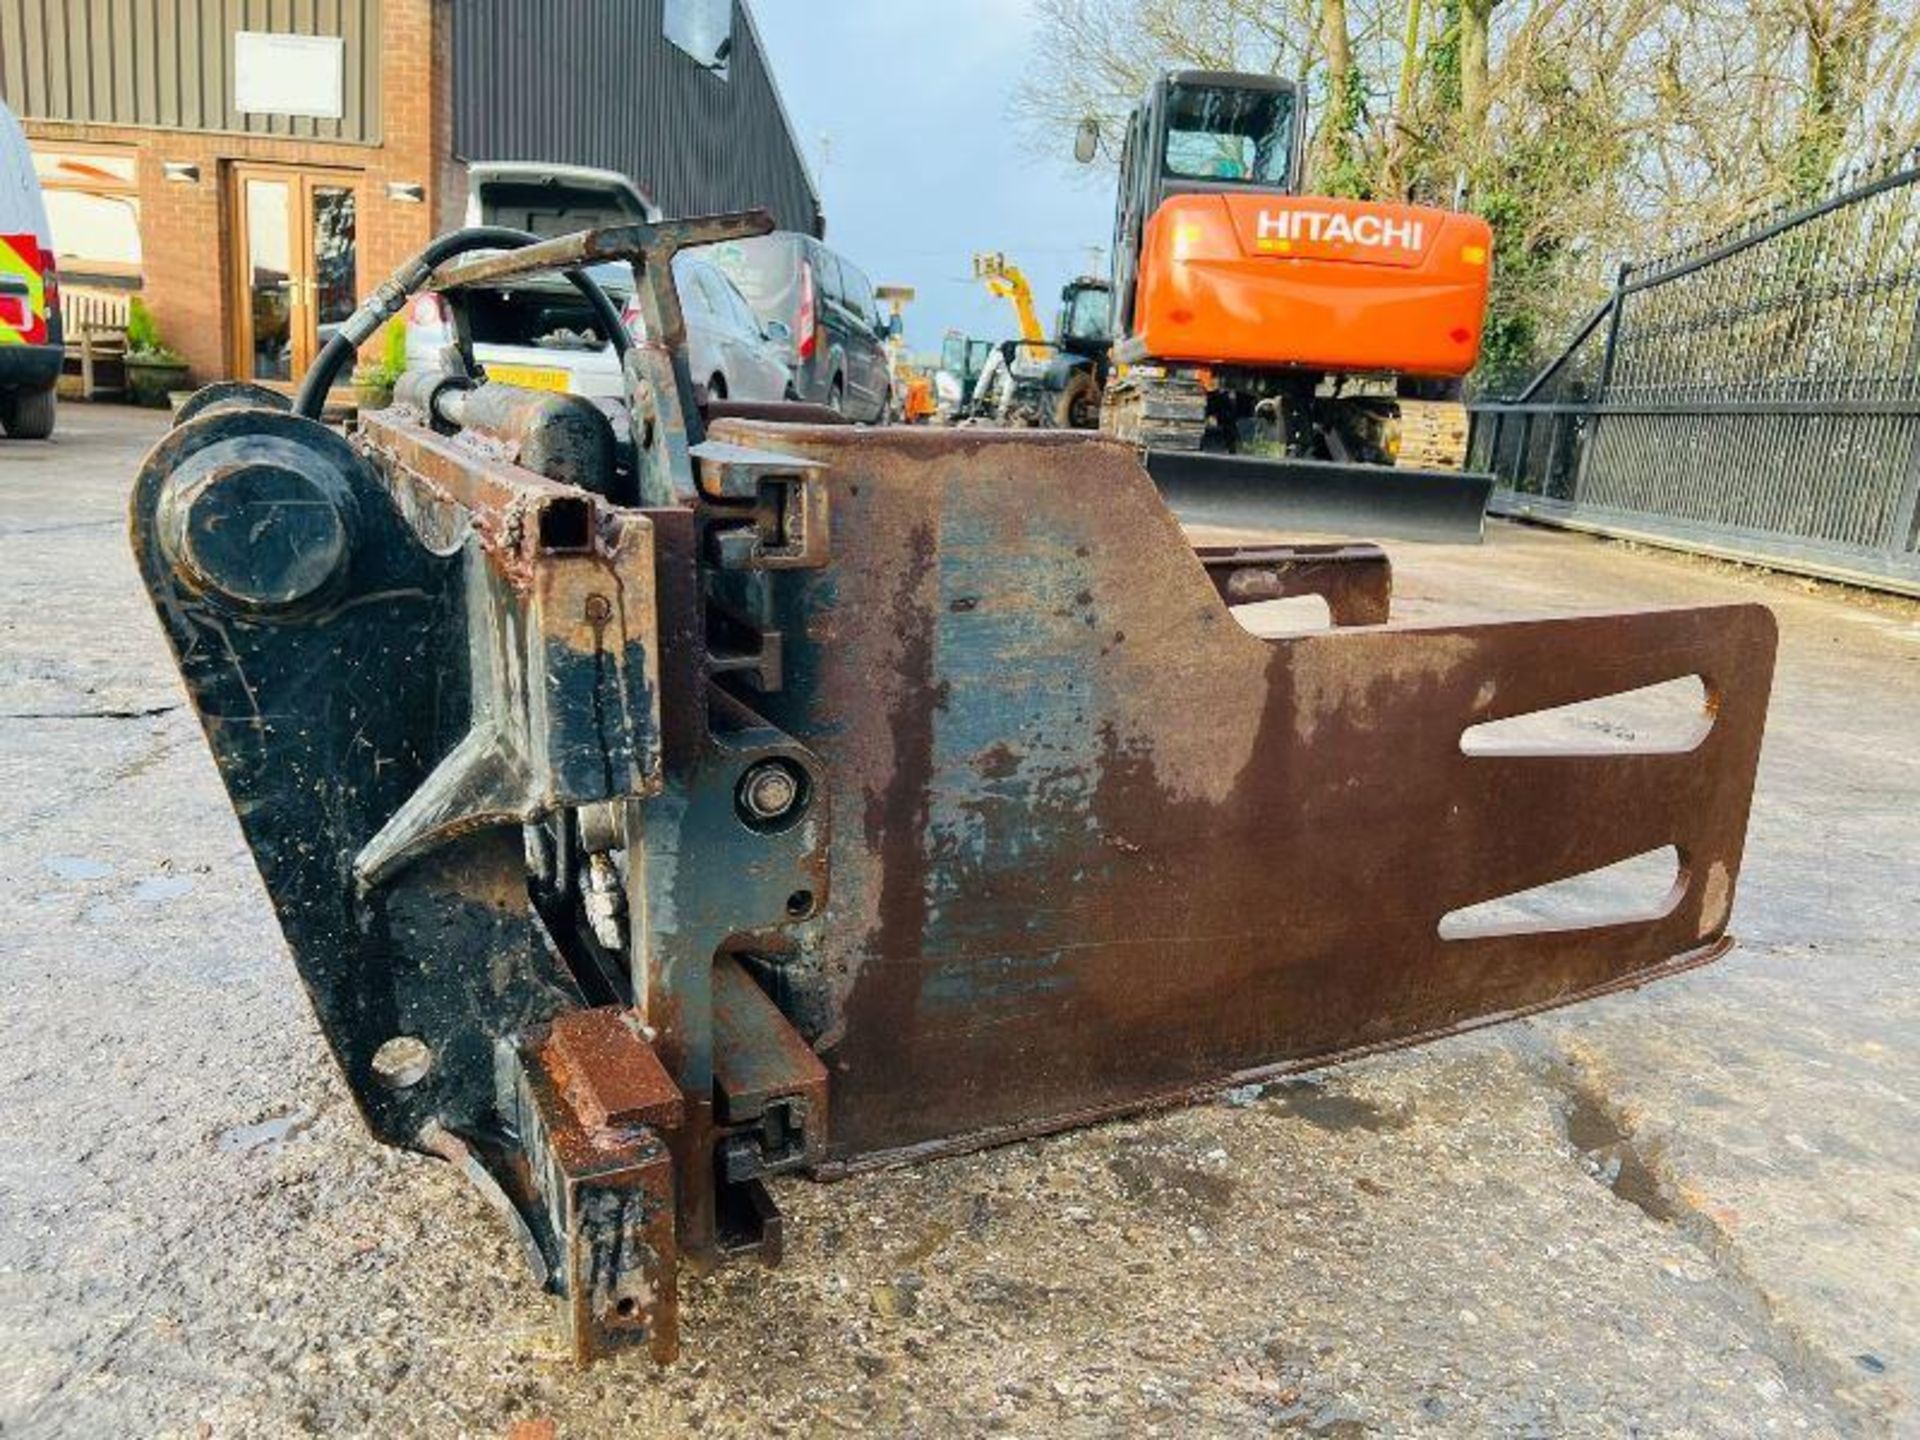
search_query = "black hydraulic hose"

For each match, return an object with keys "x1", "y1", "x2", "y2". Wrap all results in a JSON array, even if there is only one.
[{"x1": 292, "y1": 225, "x2": 630, "y2": 419}]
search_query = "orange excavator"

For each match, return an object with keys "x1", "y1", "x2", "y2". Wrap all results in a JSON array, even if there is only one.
[{"x1": 1068, "y1": 70, "x2": 1497, "y2": 540}]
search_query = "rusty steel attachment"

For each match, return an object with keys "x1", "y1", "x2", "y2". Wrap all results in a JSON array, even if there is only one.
[{"x1": 130, "y1": 212, "x2": 1777, "y2": 1366}]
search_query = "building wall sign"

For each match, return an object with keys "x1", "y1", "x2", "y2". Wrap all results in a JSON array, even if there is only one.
[{"x1": 235, "y1": 32, "x2": 346, "y2": 119}]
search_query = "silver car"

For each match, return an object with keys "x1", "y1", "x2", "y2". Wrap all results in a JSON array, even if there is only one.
[{"x1": 672, "y1": 254, "x2": 793, "y2": 404}]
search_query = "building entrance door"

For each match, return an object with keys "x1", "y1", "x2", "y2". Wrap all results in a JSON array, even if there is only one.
[{"x1": 231, "y1": 166, "x2": 362, "y2": 383}]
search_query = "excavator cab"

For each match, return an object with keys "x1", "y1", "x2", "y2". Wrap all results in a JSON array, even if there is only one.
[
  {"x1": 1107, "y1": 72, "x2": 1303, "y2": 337},
  {"x1": 1054, "y1": 277, "x2": 1112, "y2": 360},
  {"x1": 1041, "y1": 277, "x2": 1115, "y2": 429}
]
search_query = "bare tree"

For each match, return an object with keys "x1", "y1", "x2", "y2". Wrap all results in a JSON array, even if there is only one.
[
  {"x1": 1459, "y1": 0, "x2": 1494, "y2": 157},
  {"x1": 1313, "y1": 0, "x2": 1363, "y2": 189},
  {"x1": 1014, "y1": 0, "x2": 1920, "y2": 381},
  {"x1": 1015, "y1": 0, "x2": 1314, "y2": 163}
]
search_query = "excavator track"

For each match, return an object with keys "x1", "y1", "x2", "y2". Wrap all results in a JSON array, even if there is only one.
[
  {"x1": 1394, "y1": 398, "x2": 1472, "y2": 471},
  {"x1": 1101, "y1": 371, "x2": 1208, "y2": 450}
]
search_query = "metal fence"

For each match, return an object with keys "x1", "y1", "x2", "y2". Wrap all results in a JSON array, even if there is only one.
[{"x1": 1469, "y1": 159, "x2": 1920, "y2": 595}]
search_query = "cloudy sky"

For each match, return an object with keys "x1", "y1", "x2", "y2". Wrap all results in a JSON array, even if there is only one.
[{"x1": 751, "y1": 0, "x2": 1114, "y2": 355}]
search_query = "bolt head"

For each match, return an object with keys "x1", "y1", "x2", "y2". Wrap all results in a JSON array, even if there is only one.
[
  {"x1": 371, "y1": 1036, "x2": 433, "y2": 1090},
  {"x1": 739, "y1": 762, "x2": 801, "y2": 822}
]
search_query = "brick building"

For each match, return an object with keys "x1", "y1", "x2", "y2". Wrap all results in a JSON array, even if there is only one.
[{"x1": 0, "y1": 0, "x2": 820, "y2": 385}]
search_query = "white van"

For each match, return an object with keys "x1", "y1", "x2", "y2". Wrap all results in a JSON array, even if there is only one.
[{"x1": 0, "y1": 98, "x2": 60, "y2": 438}]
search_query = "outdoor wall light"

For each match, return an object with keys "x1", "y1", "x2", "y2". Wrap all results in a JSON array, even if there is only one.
[
  {"x1": 386, "y1": 181, "x2": 425, "y2": 203},
  {"x1": 162, "y1": 162, "x2": 200, "y2": 183}
]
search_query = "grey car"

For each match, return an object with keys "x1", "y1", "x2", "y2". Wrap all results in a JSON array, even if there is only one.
[{"x1": 701, "y1": 231, "x2": 898, "y2": 421}]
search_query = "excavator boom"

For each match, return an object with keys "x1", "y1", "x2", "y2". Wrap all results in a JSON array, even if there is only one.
[{"x1": 972, "y1": 251, "x2": 1048, "y2": 347}]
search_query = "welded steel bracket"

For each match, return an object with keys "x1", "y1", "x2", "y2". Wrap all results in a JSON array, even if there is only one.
[
  {"x1": 510, "y1": 1008, "x2": 681, "y2": 1364},
  {"x1": 694, "y1": 437, "x2": 831, "y2": 571},
  {"x1": 1196, "y1": 540, "x2": 1391, "y2": 625}
]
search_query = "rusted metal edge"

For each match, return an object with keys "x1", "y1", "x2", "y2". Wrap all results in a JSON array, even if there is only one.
[
  {"x1": 358, "y1": 409, "x2": 653, "y2": 593},
  {"x1": 418, "y1": 1121, "x2": 551, "y2": 1287},
  {"x1": 360, "y1": 409, "x2": 597, "y2": 521},
  {"x1": 1194, "y1": 540, "x2": 1392, "y2": 625},
  {"x1": 810, "y1": 934, "x2": 1735, "y2": 1179}
]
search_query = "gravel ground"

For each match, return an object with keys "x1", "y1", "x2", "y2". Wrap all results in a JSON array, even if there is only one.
[{"x1": 1, "y1": 405, "x2": 1916, "y2": 1437}]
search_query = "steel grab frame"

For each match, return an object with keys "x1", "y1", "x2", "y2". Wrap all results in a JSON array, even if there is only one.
[{"x1": 128, "y1": 213, "x2": 1775, "y2": 1365}]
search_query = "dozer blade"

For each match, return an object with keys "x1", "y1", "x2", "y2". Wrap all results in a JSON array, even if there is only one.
[
  {"x1": 1146, "y1": 447, "x2": 1494, "y2": 543},
  {"x1": 128, "y1": 218, "x2": 1773, "y2": 1367}
]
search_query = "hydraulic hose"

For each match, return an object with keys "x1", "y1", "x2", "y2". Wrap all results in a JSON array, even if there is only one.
[{"x1": 292, "y1": 225, "x2": 630, "y2": 419}]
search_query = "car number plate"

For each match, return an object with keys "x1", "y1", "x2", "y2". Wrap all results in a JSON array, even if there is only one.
[{"x1": 484, "y1": 363, "x2": 571, "y2": 393}]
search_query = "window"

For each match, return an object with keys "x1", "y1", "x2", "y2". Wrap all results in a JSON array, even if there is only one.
[
  {"x1": 665, "y1": 0, "x2": 734, "y2": 78},
  {"x1": 672, "y1": 256, "x2": 717, "y2": 318},
  {"x1": 704, "y1": 234, "x2": 796, "y2": 321},
  {"x1": 812, "y1": 248, "x2": 845, "y2": 308},
  {"x1": 839, "y1": 259, "x2": 875, "y2": 324},
  {"x1": 716, "y1": 274, "x2": 761, "y2": 336},
  {"x1": 1162, "y1": 83, "x2": 1296, "y2": 186},
  {"x1": 475, "y1": 177, "x2": 652, "y2": 237},
  {"x1": 32, "y1": 148, "x2": 142, "y2": 283},
  {"x1": 1061, "y1": 285, "x2": 1111, "y2": 345}
]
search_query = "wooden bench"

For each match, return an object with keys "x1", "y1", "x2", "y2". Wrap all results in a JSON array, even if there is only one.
[{"x1": 60, "y1": 288, "x2": 131, "y2": 401}]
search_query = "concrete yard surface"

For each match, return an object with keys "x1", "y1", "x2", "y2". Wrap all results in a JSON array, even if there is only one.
[{"x1": 1, "y1": 405, "x2": 1916, "y2": 1437}]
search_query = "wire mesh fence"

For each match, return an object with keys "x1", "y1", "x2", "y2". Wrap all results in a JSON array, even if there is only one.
[{"x1": 1468, "y1": 157, "x2": 1920, "y2": 594}]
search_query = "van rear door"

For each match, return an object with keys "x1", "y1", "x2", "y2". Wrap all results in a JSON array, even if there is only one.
[
  {"x1": 702, "y1": 234, "x2": 800, "y2": 350},
  {"x1": 469, "y1": 165, "x2": 658, "y2": 236},
  {"x1": 0, "y1": 101, "x2": 56, "y2": 352}
]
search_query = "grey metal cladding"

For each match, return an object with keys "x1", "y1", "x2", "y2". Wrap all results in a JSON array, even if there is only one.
[
  {"x1": 0, "y1": 0, "x2": 382, "y2": 143},
  {"x1": 450, "y1": 0, "x2": 822, "y2": 235}
]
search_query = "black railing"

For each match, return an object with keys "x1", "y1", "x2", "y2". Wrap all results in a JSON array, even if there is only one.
[{"x1": 1469, "y1": 156, "x2": 1920, "y2": 595}]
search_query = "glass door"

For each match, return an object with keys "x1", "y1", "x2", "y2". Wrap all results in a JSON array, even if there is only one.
[
  {"x1": 239, "y1": 173, "x2": 295, "y2": 381},
  {"x1": 307, "y1": 181, "x2": 359, "y2": 374},
  {"x1": 233, "y1": 168, "x2": 360, "y2": 383}
]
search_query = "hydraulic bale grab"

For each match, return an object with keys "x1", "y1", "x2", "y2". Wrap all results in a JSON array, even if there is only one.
[{"x1": 130, "y1": 210, "x2": 1777, "y2": 1365}]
